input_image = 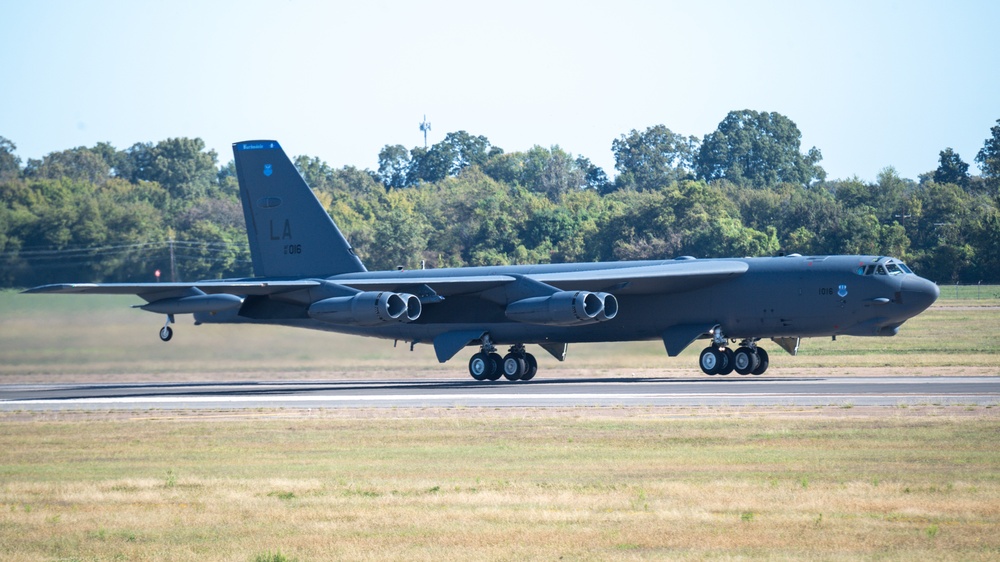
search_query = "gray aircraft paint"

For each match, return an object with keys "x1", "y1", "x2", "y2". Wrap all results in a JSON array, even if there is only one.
[
  {"x1": 24, "y1": 140, "x2": 940, "y2": 378},
  {"x1": 234, "y1": 141, "x2": 365, "y2": 278}
]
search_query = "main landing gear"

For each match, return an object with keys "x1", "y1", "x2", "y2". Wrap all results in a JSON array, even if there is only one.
[
  {"x1": 468, "y1": 336, "x2": 538, "y2": 382},
  {"x1": 699, "y1": 330, "x2": 769, "y2": 376}
]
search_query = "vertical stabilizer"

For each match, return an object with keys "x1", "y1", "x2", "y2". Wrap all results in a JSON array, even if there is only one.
[{"x1": 233, "y1": 140, "x2": 366, "y2": 278}]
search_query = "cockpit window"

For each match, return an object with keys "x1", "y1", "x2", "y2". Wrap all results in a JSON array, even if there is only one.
[{"x1": 862, "y1": 260, "x2": 911, "y2": 276}]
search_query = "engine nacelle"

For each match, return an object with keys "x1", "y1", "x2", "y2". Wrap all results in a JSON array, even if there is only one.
[
  {"x1": 308, "y1": 291, "x2": 421, "y2": 326},
  {"x1": 593, "y1": 292, "x2": 619, "y2": 321},
  {"x1": 505, "y1": 291, "x2": 618, "y2": 326}
]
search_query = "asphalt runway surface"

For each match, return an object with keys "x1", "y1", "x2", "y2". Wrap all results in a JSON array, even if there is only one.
[{"x1": 1, "y1": 376, "x2": 998, "y2": 411}]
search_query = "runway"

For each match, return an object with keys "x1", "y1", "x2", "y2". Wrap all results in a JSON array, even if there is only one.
[{"x1": 1, "y1": 376, "x2": 998, "y2": 411}]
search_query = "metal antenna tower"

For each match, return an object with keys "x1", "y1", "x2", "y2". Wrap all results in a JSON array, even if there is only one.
[{"x1": 419, "y1": 115, "x2": 431, "y2": 148}]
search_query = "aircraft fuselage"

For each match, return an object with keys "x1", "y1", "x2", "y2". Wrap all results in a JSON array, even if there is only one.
[{"x1": 200, "y1": 254, "x2": 938, "y2": 361}]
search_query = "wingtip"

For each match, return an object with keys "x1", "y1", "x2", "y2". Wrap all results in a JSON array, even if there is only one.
[{"x1": 21, "y1": 283, "x2": 97, "y2": 294}]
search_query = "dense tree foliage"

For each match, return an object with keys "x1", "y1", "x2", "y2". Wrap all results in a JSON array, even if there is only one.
[
  {"x1": 2, "y1": 112, "x2": 999, "y2": 287},
  {"x1": 697, "y1": 110, "x2": 826, "y2": 188},
  {"x1": 1, "y1": 138, "x2": 247, "y2": 286},
  {"x1": 934, "y1": 148, "x2": 970, "y2": 189},
  {"x1": 611, "y1": 125, "x2": 699, "y2": 192},
  {"x1": 0, "y1": 137, "x2": 23, "y2": 183},
  {"x1": 976, "y1": 119, "x2": 1000, "y2": 196}
]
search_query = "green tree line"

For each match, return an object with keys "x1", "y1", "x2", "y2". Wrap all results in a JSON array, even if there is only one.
[{"x1": 2, "y1": 110, "x2": 999, "y2": 287}]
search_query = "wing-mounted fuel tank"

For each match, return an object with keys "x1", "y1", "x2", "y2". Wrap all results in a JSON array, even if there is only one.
[
  {"x1": 139, "y1": 290, "x2": 243, "y2": 315},
  {"x1": 308, "y1": 291, "x2": 422, "y2": 326},
  {"x1": 505, "y1": 291, "x2": 618, "y2": 326}
]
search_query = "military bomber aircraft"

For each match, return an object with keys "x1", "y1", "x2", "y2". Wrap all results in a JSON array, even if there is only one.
[{"x1": 25, "y1": 140, "x2": 941, "y2": 380}]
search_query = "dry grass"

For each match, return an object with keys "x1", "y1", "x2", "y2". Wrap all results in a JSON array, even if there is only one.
[{"x1": 1, "y1": 409, "x2": 998, "y2": 561}]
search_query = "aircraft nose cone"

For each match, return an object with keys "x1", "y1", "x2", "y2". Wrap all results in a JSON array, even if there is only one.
[{"x1": 899, "y1": 276, "x2": 939, "y2": 314}]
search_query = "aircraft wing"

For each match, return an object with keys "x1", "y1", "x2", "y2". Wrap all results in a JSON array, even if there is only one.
[
  {"x1": 22, "y1": 280, "x2": 321, "y2": 301},
  {"x1": 24, "y1": 261, "x2": 748, "y2": 303},
  {"x1": 329, "y1": 275, "x2": 515, "y2": 297},
  {"x1": 334, "y1": 260, "x2": 748, "y2": 297},
  {"x1": 529, "y1": 260, "x2": 748, "y2": 294}
]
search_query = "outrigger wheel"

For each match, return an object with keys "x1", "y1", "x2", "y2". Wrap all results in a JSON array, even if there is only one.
[{"x1": 159, "y1": 315, "x2": 175, "y2": 342}]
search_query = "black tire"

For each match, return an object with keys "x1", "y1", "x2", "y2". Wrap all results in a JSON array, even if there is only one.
[
  {"x1": 752, "y1": 348, "x2": 769, "y2": 375},
  {"x1": 468, "y1": 352, "x2": 490, "y2": 380},
  {"x1": 485, "y1": 353, "x2": 504, "y2": 381},
  {"x1": 502, "y1": 353, "x2": 525, "y2": 381},
  {"x1": 733, "y1": 347, "x2": 758, "y2": 375},
  {"x1": 159, "y1": 326, "x2": 173, "y2": 342},
  {"x1": 699, "y1": 347, "x2": 721, "y2": 375},
  {"x1": 521, "y1": 353, "x2": 538, "y2": 381},
  {"x1": 718, "y1": 348, "x2": 736, "y2": 375}
]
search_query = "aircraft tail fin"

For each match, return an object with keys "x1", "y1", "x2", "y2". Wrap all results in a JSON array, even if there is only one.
[{"x1": 233, "y1": 140, "x2": 366, "y2": 278}]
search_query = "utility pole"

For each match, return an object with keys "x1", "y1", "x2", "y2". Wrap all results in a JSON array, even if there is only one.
[
  {"x1": 169, "y1": 239, "x2": 178, "y2": 282},
  {"x1": 419, "y1": 115, "x2": 431, "y2": 148}
]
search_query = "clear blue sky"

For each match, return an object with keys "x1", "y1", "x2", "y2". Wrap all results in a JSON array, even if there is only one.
[{"x1": 2, "y1": 0, "x2": 998, "y2": 182}]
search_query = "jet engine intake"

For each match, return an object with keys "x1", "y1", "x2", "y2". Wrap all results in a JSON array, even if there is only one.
[
  {"x1": 505, "y1": 291, "x2": 617, "y2": 326},
  {"x1": 308, "y1": 291, "x2": 421, "y2": 326}
]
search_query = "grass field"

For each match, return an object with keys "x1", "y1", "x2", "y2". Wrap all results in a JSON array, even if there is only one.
[
  {"x1": 2, "y1": 289, "x2": 999, "y2": 560},
  {"x1": 1, "y1": 409, "x2": 999, "y2": 561},
  {"x1": 1, "y1": 289, "x2": 998, "y2": 382}
]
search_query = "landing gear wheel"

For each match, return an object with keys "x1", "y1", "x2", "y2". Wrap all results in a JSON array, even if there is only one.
[
  {"x1": 469, "y1": 352, "x2": 491, "y2": 381},
  {"x1": 733, "y1": 347, "x2": 758, "y2": 375},
  {"x1": 718, "y1": 348, "x2": 736, "y2": 375},
  {"x1": 699, "y1": 347, "x2": 722, "y2": 375},
  {"x1": 485, "y1": 353, "x2": 504, "y2": 381},
  {"x1": 521, "y1": 353, "x2": 538, "y2": 381},
  {"x1": 159, "y1": 325, "x2": 173, "y2": 342},
  {"x1": 752, "y1": 348, "x2": 769, "y2": 375},
  {"x1": 502, "y1": 353, "x2": 526, "y2": 381}
]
